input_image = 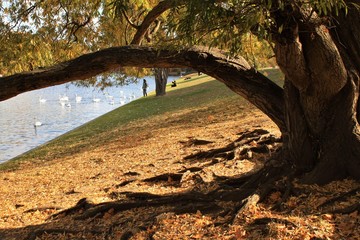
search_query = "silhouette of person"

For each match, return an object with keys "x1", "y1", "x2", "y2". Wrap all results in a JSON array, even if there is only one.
[{"x1": 142, "y1": 79, "x2": 148, "y2": 97}]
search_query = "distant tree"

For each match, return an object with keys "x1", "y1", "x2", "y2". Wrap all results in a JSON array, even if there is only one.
[
  {"x1": 154, "y1": 68, "x2": 169, "y2": 96},
  {"x1": 1, "y1": 0, "x2": 359, "y2": 186}
]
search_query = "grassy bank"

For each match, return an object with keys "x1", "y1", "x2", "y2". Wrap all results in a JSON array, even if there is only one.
[{"x1": 0, "y1": 68, "x2": 283, "y2": 171}]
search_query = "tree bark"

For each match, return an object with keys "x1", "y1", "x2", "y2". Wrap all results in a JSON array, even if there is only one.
[
  {"x1": 154, "y1": 68, "x2": 168, "y2": 96},
  {"x1": 130, "y1": 0, "x2": 181, "y2": 45},
  {"x1": 274, "y1": 3, "x2": 360, "y2": 183},
  {"x1": 282, "y1": 79, "x2": 315, "y2": 173}
]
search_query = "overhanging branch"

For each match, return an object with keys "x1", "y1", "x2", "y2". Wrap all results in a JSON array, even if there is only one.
[{"x1": 0, "y1": 45, "x2": 285, "y2": 130}]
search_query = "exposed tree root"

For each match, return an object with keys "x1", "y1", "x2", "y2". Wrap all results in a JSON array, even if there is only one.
[
  {"x1": 184, "y1": 144, "x2": 235, "y2": 160},
  {"x1": 330, "y1": 203, "x2": 360, "y2": 214},
  {"x1": 75, "y1": 191, "x2": 217, "y2": 220},
  {"x1": 184, "y1": 129, "x2": 281, "y2": 161},
  {"x1": 250, "y1": 217, "x2": 297, "y2": 227},
  {"x1": 115, "y1": 167, "x2": 204, "y2": 190},
  {"x1": 41, "y1": 156, "x2": 288, "y2": 238},
  {"x1": 123, "y1": 171, "x2": 140, "y2": 176},
  {"x1": 213, "y1": 171, "x2": 256, "y2": 188},
  {"x1": 314, "y1": 187, "x2": 360, "y2": 214},
  {"x1": 25, "y1": 129, "x2": 291, "y2": 239},
  {"x1": 50, "y1": 198, "x2": 95, "y2": 219},
  {"x1": 317, "y1": 187, "x2": 360, "y2": 210},
  {"x1": 179, "y1": 138, "x2": 214, "y2": 147},
  {"x1": 33, "y1": 170, "x2": 289, "y2": 239},
  {"x1": 70, "y1": 161, "x2": 288, "y2": 234},
  {"x1": 271, "y1": 175, "x2": 295, "y2": 211},
  {"x1": 138, "y1": 166, "x2": 208, "y2": 188},
  {"x1": 115, "y1": 179, "x2": 136, "y2": 188}
]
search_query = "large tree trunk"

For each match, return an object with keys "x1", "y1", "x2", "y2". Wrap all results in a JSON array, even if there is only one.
[
  {"x1": 154, "y1": 68, "x2": 168, "y2": 96},
  {"x1": 274, "y1": 3, "x2": 360, "y2": 184}
]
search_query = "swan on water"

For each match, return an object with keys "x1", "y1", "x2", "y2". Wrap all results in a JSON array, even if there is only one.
[
  {"x1": 34, "y1": 121, "x2": 42, "y2": 127},
  {"x1": 75, "y1": 94, "x2": 82, "y2": 103},
  {"x1": 39, "y1": 96, "x2": 47, "y2": 103},
  {"x1": 59, "y1": 94, "x2": 69, "y2": 102},
  {"x1": 33, "y1": 119, "x2": 43, "y2": 135},
  {"x1": 93, "y1": 97, "x2": 101, "y2": 103},
  {"x1": 34, "y1": 118, "x2": 42, "y2": 127}
]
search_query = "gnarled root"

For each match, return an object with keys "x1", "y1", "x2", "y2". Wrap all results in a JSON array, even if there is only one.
[{"x1": 184, "y1": 129, "x2": 281, "y2": 162}]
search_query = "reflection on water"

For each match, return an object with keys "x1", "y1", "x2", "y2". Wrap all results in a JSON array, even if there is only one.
[{"x1": 0, "y1": 76, "x2": 171, "y2": 163}]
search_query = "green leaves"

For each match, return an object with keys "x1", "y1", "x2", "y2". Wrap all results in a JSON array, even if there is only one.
[
  {"x1": 0, "y1": 0, "x2": 351, "y2": 77},
  {"x1": 309, "y1": 0, "x2": 347, "y2": 16}
]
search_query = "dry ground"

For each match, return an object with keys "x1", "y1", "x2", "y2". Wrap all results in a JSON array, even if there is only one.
[{"x1": 0, "y1": 96, "x2": 359, "y2": 239}]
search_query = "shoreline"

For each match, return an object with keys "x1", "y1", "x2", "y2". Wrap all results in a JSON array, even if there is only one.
[
  {"x1": 0, "y1": 75, "x2": 169, "y2": 165},
  {"x1": 0, "y1": 95, "x2": 139, "y2": 167}
]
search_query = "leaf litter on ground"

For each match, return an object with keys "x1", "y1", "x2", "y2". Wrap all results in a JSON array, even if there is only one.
[{"x1": 0, "y1": 75, "x2": 359, "y2": 239}]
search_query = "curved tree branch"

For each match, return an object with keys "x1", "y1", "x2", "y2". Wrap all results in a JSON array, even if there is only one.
[
  {"x1": 146, "y1": 19, "x2": 162, "y2": 42},
  {"x1": 131, "y1": 0, "x2": 182, "y2": 45},
  {"x1": 70, "y1": 16, "x2": 92, "y2": 42},
  {"x1": 0, "y1": 45, "x2": 285, "y2": 130},
  {"x1": 121, "y1": 9, "x2": 140, "y2": 29}
]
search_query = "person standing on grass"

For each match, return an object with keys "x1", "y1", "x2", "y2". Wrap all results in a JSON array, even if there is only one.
[{"x1": 142, "y1": 79, "x2": 148, "y2": 97}]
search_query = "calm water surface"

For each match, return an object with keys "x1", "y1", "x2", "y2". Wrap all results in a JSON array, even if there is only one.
[{"x1": 0, "y1": 76, "x2": 173, "y2": 163}]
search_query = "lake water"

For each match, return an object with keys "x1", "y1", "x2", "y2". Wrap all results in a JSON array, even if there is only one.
[{"x1": 0, "y1": 76, "x2": 175, "y2": 163}]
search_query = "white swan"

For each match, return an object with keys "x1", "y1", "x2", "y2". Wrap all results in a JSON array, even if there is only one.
[
  {"x1": 92, "y1": 97, "x2": 101, "y2": 103},
  {"x1": 59, "y1": 94, "x2": 69, "y2": 102},
  {"x1": 34, "y1": 118, "x2": 42, "y2": 127},
  {"x1": 34, "y1": 121, "x2": 42, "y2": 127},
  {"x1": 39, "y1": 96, "x2": 47, "y2": 103},
  {"x1": 75, "y1": 94, "x2": 82, "y2": 103}
]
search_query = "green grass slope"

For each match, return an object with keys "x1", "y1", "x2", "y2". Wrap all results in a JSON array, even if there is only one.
[{"x1": 0, "y1": 69, "x2": 283, "y2": 171}]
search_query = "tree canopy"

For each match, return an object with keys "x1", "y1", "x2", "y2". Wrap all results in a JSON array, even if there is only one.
[{"x1": 0, "y1": 0, "x2": 277, "y2": 75}]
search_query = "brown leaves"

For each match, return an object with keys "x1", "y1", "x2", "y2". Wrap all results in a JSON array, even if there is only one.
[
  {"x1": 2, "y1": 95, "x2": 360, "y2": 240},
  {"x1": 268, "y1": 191, "x2": 282, "y2": 203}
]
